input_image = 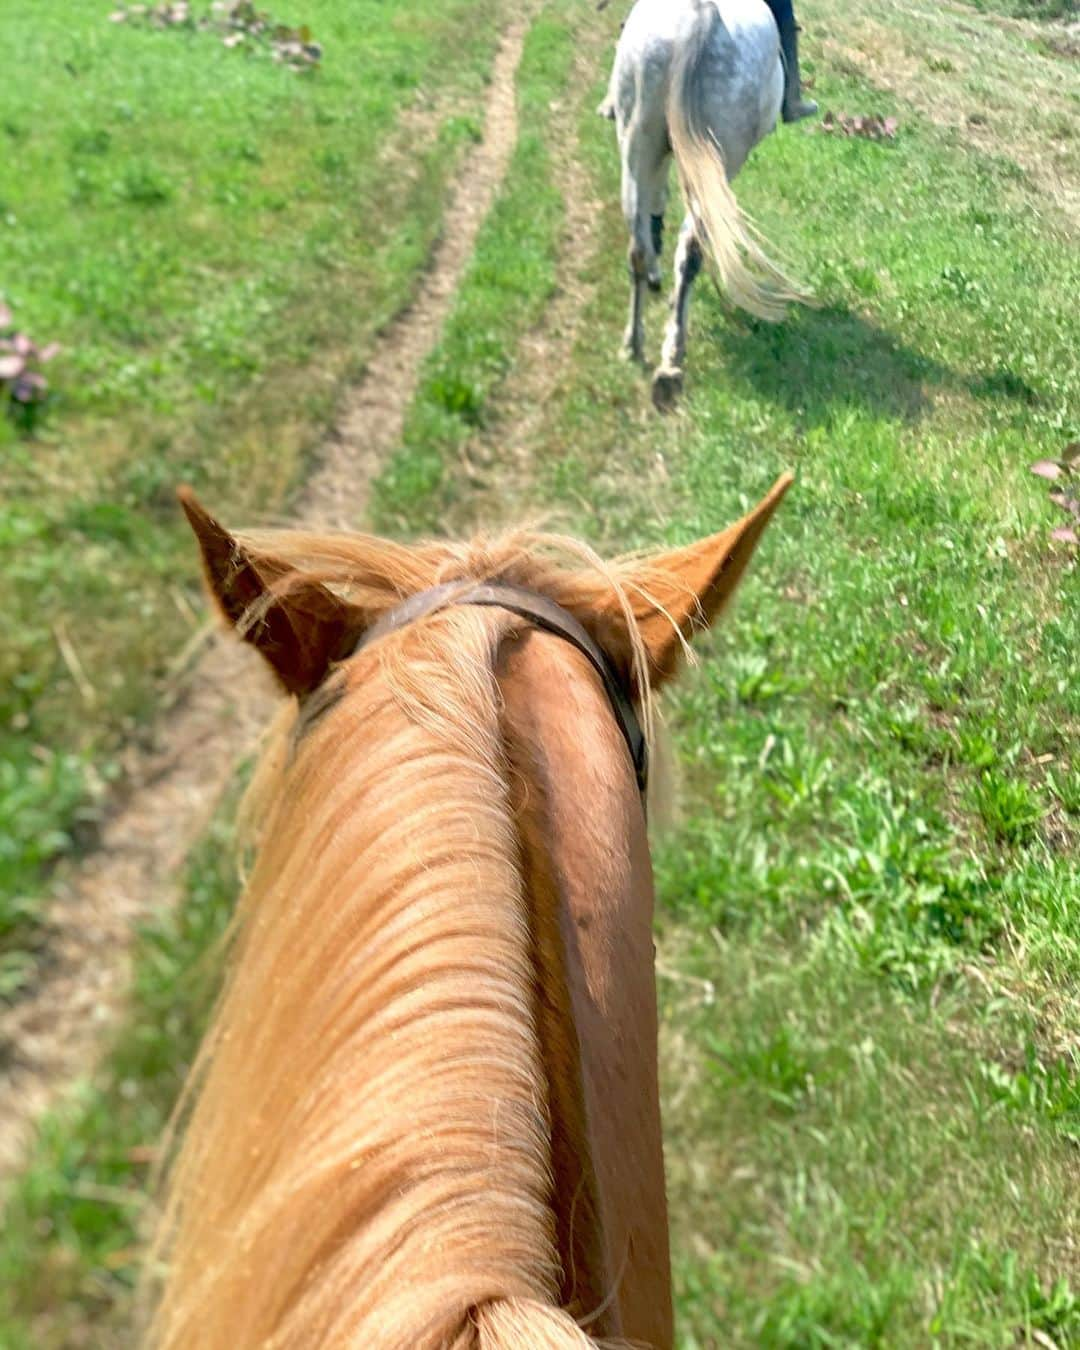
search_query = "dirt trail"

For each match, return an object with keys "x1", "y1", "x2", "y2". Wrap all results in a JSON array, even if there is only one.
[
  {"x1": 0, "y1": 14, "x2": 530, "y2": 1184},
  {"x1": 454, "y1": 42, "x2": 613, "y2": 531}
]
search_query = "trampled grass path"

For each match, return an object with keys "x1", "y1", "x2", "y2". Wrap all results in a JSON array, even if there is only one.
[{"x1": 0, "y1": 11, "x2": 531, "y2": 1186}]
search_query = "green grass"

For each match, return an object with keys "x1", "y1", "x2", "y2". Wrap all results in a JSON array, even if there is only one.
[
  {"x1": 0, "y1": 804, "x2": 238, "y2": 1347},
  {"x1": 0, "y1": 0, "x2": 504, "y2": 988},
  {"x1": 3, "y1": 0, "x2": 1080, "y2": 1345},
  {"x1": 661, "y1": 945, "x2": 1080, "y2": 1346},
  {"x1": 966, "y1": 0, "x2": 1077, "y2": 19}
]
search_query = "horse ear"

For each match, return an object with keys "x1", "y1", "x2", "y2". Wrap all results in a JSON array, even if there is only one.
[
  {"x1": 607, "y1": 473, "x2": 793, "y2": 687},
  {"x1": 178, "y1": 488, "x2": 368, "y2": 696}
]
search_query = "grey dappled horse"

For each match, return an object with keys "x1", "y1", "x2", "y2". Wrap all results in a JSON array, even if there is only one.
[{"x1": 602, "y1": 0, "x2": 807, "y2": 409}]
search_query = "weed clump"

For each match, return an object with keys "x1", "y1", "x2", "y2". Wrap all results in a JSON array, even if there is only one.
[{"x1": 109, "y1": 1, "x2": 322, "y2": 69}]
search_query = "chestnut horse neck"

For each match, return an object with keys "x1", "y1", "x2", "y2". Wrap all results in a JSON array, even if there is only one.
[
  {"x1": 146, "y1": 598, "x2": 666, "y2": 1349},
  {"x1": 498, "y1": 626, "x2": 673, "y2": 1347}
]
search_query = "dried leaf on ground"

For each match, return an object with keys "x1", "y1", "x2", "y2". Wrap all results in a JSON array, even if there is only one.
[
  {"x1": 1030, "y1": 443, "x2": 1080, "y2": 550},
  {"x1": 821, "y1": 111, "x2": 899, "y2": 140},
  {"x1": 1048, "y1": 491, "x2": 1080, "y2": 517}
]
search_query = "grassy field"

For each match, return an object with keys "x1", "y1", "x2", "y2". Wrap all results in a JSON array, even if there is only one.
[
  {"x1": 3, "y1": 0, "x2": 1080, "y2": 1345},
  {"x1": 0, "y1": 0, "x2": 504, "y2": 992},
  {"x1": 969, "y1": 0, "x2": 1076, "y2": 18}
]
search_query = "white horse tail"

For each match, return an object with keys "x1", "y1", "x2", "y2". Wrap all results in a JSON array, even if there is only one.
[{"x1": 666, "y1": 0, "x2": 803, "y2": 321}]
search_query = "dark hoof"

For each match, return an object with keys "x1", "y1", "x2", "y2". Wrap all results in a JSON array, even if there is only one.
[{"x1": 651, "y1": 366, "x2": 684, "y2": 412}]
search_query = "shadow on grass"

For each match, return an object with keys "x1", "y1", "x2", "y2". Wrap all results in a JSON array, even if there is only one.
[{"x1": 709, "y1": 301, "x2": 1029, "y2": 426}]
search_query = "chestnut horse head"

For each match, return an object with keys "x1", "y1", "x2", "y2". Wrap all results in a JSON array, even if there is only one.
[{"x1": 147, "y1": 474, "x2": 792, "y2": 1349}]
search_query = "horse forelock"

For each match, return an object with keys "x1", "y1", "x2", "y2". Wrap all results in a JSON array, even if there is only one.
[{"x1": 232, "y1": 524, "x2": 659, "y2": 751}]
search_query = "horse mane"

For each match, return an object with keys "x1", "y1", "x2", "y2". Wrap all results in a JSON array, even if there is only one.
[{"x1": 143, "y1": 528, "x2": 668, "y2": 1349}]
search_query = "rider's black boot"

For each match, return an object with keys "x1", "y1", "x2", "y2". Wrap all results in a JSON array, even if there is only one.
[{"x1": 776, "y1": 9, "x2": 818, "y2": 123}]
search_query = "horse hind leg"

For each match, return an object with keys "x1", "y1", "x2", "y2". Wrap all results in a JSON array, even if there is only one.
[
  {"x1": 647, "y1": 156, "x2": 671, "y2": 290},
  {"x1": 619, "y1": 128, "x2": 663, "y2": 362},
  {"x1": 623, "y1": 228, "x2": 650, "y2": 363},
  {"x1": 652, "y1": 216, "x2": 703, "y2": 413},
  {"x1": 650, "y1": 212, "x2": 665, "y2": 274}
]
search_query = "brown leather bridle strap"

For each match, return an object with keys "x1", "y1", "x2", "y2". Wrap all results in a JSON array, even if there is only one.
[{"x1": 350, "y1": 581, "x2": 648, "y2": 795}]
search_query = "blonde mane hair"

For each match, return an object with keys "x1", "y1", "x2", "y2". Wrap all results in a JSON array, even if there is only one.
[{"x1": 144, "y1": 528, "x2": 668, "y2": 1350}]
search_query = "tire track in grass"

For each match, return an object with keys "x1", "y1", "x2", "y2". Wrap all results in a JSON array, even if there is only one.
[
  {"x1": 393, "y1": 9, "x2": 620, "y2": 538},
  {"x1": 0, "y1": 10, "x2": 532, "y2": 1185},
  {"x1": 465, "y1": 48, "x2": 611, "y2": 523}
]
